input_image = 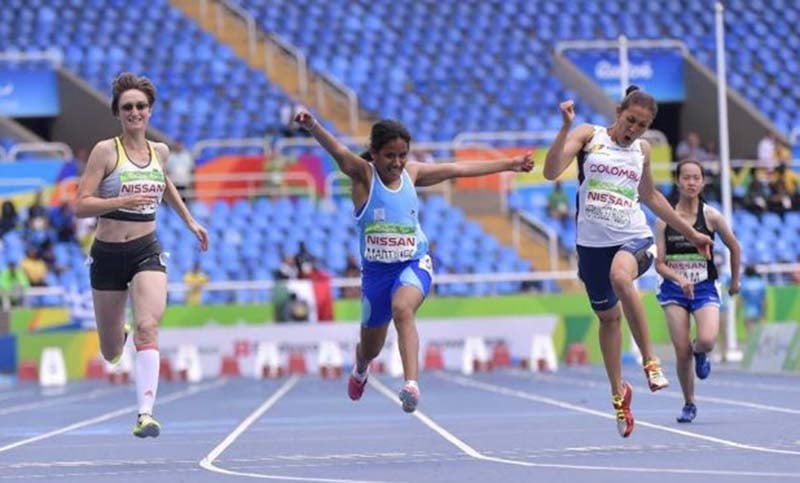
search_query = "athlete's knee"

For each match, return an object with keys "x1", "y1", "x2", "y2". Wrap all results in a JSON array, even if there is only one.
[
  {"x1": 134, "y1": 319, "x2": 159, "y2": 346},
  {"x1": 597, "y1": 311, "x2": 621, "y2": 326},
  {"x1": 391, "y1": 303, "x2": 415, "y2": 325},
  {"x1": 694, "y1": 338, "x2": 715, "y2": 353},
  {"x1": 609, "y1": 269, "x2": 634, "y2": 292}
]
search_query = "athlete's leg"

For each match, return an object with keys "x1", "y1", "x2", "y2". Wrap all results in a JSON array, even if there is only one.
[
  {"x1": 694, "y1": 305, "x2": 720, "y2": 354},
  {"x1": 355, "y1": 324, "x2": 391, "y2": 372},
  {"x1": 130, "y1": 270, "x2": 166, "y2": 431},
  {"x1": 596, "y1": 303, "x2": 625, "y2": 397},
  {"x1": 664, "y1": 304, "x2": 694, "y2": 404},
  {"x1": 391, "y1": 285, "x2": 425, "y2": 383},
  {"x1": 92, "y1": 290, "x2": 129, "y2": 363},
  {"x1": 609, "y1": 250, "x2": 656, "y2": 363}
]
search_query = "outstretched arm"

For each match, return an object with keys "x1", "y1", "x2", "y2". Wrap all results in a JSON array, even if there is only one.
[
  {"x1": 543, "y1": 100, "x2": 594, "y2": 180},
  {"x1": 409, "y1": 153, "x2": 533, "y2": 187},
  {"x1": 295, "y1": 110, "x2": 369, "y2": 183},
  {"x1": 638, "y1": 143, "x2": 712, "y2": 258}
]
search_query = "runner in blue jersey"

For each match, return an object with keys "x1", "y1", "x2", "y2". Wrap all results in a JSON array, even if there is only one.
[
  {"x1": 295, "y1": 110, "x2": 533, "y2": 412},
  {"x1": 543, "y1": 86, "x2": 714, "y2": 437},
  {"x1": 655, "y1": 159, "x2": 740, "y2": 423}
]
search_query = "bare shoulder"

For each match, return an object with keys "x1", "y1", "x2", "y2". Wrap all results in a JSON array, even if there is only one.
[
  {"x1": 151, "y1": 141, "x2": 170, "y2": 165},
  {"x1": 703, "y1": 203, "x2": 723, "y2": 227}
]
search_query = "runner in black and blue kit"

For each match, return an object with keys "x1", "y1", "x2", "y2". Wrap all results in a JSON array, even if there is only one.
[
  {"x1": 655, "y1": 159, "x2": 740, "y2": 423},
  {"x1": 296, "y1": 110, "x2": 533, "y2": 413},
  {"x1": 543, "y1": 87, "x2": 714, "y2": 438}
]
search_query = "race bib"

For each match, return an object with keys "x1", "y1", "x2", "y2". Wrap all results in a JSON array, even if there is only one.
[
  {"x1": 364, "y1": 223, "x2": 417, "y2": 263},
  {"x1": 584, "y1": 179, "x2": 636, "y2": 229},
  {"x1": 666, "y1": 254, "x2": 708, "y2": 283}
]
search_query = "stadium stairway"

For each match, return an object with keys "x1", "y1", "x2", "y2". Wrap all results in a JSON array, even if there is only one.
[{"x1": 170, "y1": 0, "x2": 373, "y2": 137}]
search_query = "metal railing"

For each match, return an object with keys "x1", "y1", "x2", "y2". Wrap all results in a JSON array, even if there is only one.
[
  {"x1": 5, "y1": 263, "x2": 798, "y2": 311},
  {"x1": 265, "y1": 33, "x2": 309, "y2": 98},
  {"x1": 190, "y1": 137, "x2": 271, "y2": 161},
  {"x1": 314, "y1": 73, "x2": 359, "y2": 134},
  {"x1": 555, "y1": 38, "x2": 689, "y2": 56},
  {"x1": 7, "y1": 142, "x2": 73, "y2": 161}
]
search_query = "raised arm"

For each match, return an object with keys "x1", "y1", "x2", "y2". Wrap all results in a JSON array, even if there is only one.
[
  {"x1": 543, "y1": 100, "x2": 594, "y2": 180},
  {"x1": 75, "y1": 140, "x2": 156, "y2": 218},
  {"x1": 295, "y1": 110, "x2": 370, "y2": 183},
  {"x1": 155, "y1": 143, "x2": 208, "y2": 251},
  {"x1": 654, "y1": 218, "x2": 694, "y2": 299},
  {"x1": 637, "y1": 143, "x2": 713, "y2": 258},
  {"x1": 408, "y1": 153, "x2": 533, "y2": 187},
  {"x1": 706, "y1": 206, "x2": 741, "y2": 295}
]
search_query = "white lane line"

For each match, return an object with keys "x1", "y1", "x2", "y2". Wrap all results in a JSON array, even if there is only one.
[
  {"x1": 200, "y1": 376, "x2": 388, "y2": 483},
  {"x1": 437, "y1": 373, "x2": 800, "y2": 456},
  {"x1": 370, "y1": 377, "x2": 800, "y2": 477},
  {"x1": 0, "y1": 387, "x2": 122, "y2": 416},
  {"x1": 525, "y1": 372, "x2": 800, "y2": 415},
  {"x1": 0, "y1": 379, "x2": 226, "y2": 454}
]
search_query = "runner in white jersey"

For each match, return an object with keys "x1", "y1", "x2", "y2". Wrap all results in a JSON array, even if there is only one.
[
  {"x1": 76, "y1": 73, "x2": 208, "y2": 438},
  {"x1": 543, "y1": 86, "x2": 713, "y2": 438}
]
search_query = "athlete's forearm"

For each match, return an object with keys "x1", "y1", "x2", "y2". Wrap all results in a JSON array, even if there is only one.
[
  {"x1": 645, "y1": 192, "x2": 696, "y2": 239},
  {"x1": 162, "y1": 177, "x2": 195, "y2": 226},
  {"x1": 543, "y1": 125, "x2": 571, "y2": 180},
  {"x1": 655, "y1": 260, "x2": 685, "y2": 284},
  {"x1": 75, "y1": 196, "x2": 122, "y2": 218},
  {"x1": 454, "y1": 158, "x2": 515, "y2": 177}
]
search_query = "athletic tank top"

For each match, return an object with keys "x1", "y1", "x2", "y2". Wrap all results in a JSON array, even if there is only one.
[
  {"x1": 355, "y1": 164, "x2": 428, "y2": 265},
  {"x1": 98, "y1": 137, "x2": 166, "y2": 222},
  {"x1": 576, "y1": 125, "x2": 653, "y2": 247},
  {"x1": 664, "y1": 201, "x2": 717, "y2": 283}
]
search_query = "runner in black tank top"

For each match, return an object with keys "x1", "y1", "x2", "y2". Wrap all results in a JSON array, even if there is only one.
[{"x1": 655, "y1": 160, "x2": 741, "y2": 423}]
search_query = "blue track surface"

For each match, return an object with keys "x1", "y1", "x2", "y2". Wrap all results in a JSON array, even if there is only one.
[{"x1": 1, "y1": 365, "x2": 799, "y2": 482}]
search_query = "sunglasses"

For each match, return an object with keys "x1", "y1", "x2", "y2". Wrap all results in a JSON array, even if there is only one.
[{"x1": 120, "y1": 102, "x2": 149, "y2": 112}]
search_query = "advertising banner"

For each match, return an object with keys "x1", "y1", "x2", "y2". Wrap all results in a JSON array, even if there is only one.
[
  {"x1": 567, "y1": 50, "x2": 685, "y2": 102},
  {"x1": 0, "y1": 66, "x2": 60, "y2": 117}
]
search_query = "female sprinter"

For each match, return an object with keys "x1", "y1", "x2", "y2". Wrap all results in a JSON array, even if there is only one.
[
  {"x1": 655, "y1": 159, "x2": 740, "y2": 423},
  {"x1": 543, "y1": 86, "x2": 713, "y2": 437},
  {"x1": 75, "y1": 73, "x2": 208, "y2": 437},
  {"x1": 296, "y1": 110, "x2": 533, "y2": 413}
]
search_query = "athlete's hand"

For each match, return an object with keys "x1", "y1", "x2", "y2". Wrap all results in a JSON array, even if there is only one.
[
  {"x1": 559, "y1": 100, "x2": 576, "y2": 126},
  {"x1": 188, "y1": 220, "x2": 209, "y2": 252},
  {"x1": 294, "y1": 110, "x2": 317, "y2": 131},
  {"x1": 688, "y1": 231, "x2": 713, "y2": 259},
  {"x1": 728, "y1": 276, "x2": 740, "y2": 296},
  {"x1": 678, "y1": 276, "x2": 695, "y2": 299},
  {"x1": 510, "y1": 152, "x2": 535, "y2": 173},
  {"x1": 118, "y1": 194, "x2": 157, "y2": 210}
]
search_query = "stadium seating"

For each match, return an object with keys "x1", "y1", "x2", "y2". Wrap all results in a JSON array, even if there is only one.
[{"x1": 0, "y1": 0, "x2": 296, "y2": 152}]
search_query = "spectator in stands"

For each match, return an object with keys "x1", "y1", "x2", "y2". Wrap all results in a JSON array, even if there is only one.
[
  {"x1": 542, "y1": 87, "x2": 713, "y2": 438},
  {"x1": 0, "y1": 200, "x2": 19, "y2": 237},
  {"x1": 744, "y1": 168, "x2": 771, "y2": 213},
  {"x1": 296, "y1": 109, "x2": 533, "y2": 413},
  {"x1": 772, "y1": 162, "x2": 798, "y2": 212},
  {"x1": 23, "y1": 214, "x2": 54, "y2": 252},
  {"x1": 676, "y1": 131, "x2": 707, "y2": 161},
  {"x1": 75, "y1": 216, "x2": 97, "y2": 253},
  {"x1": 757, "y1": 132, "x2": 778, "y2": 170},
  {"x1": 294, "y1": 241, "x2": 314, "y2": 276},
  {"x1": 166, "y1": 142, "x2": 194, "y2": 200},
  {"x1": 654, "y1": 159, "x2": 741, "y2": 424},
  {"x1": 74, "y1": 73, "x2": 208, "y2": 438},
  {"x1": 341, "y1": 255, "x2": 361, "y2": 299},
  {"x1": 20, "y1": 246, "x2": 48, "y2": 287},
  {"x1": 49, "y1": 201, "x2": 76, "y2": 242},
  {"x1": 0, "y1": 260, "x2": 29, "y2": 306},
  {"x1": 547, "y1": 180, "x2": 570, "y2": 224},
  {"x1": 739, "y1": 265, "x2": 767, "y2": 337},
  {"x1": 183, "y1": 261, "x2": 208, "y2": 306},
  {"x1": 26, "y1": 191, "x2": 47, "y2": 225}
]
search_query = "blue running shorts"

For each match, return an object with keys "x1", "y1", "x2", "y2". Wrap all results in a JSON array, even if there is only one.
[
  {"x1": 361, "y1": 255, "x2": 433, "y2": 327},
  {"x1": 657, "y1": 279, "x2": 721, "y2": 313}
]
